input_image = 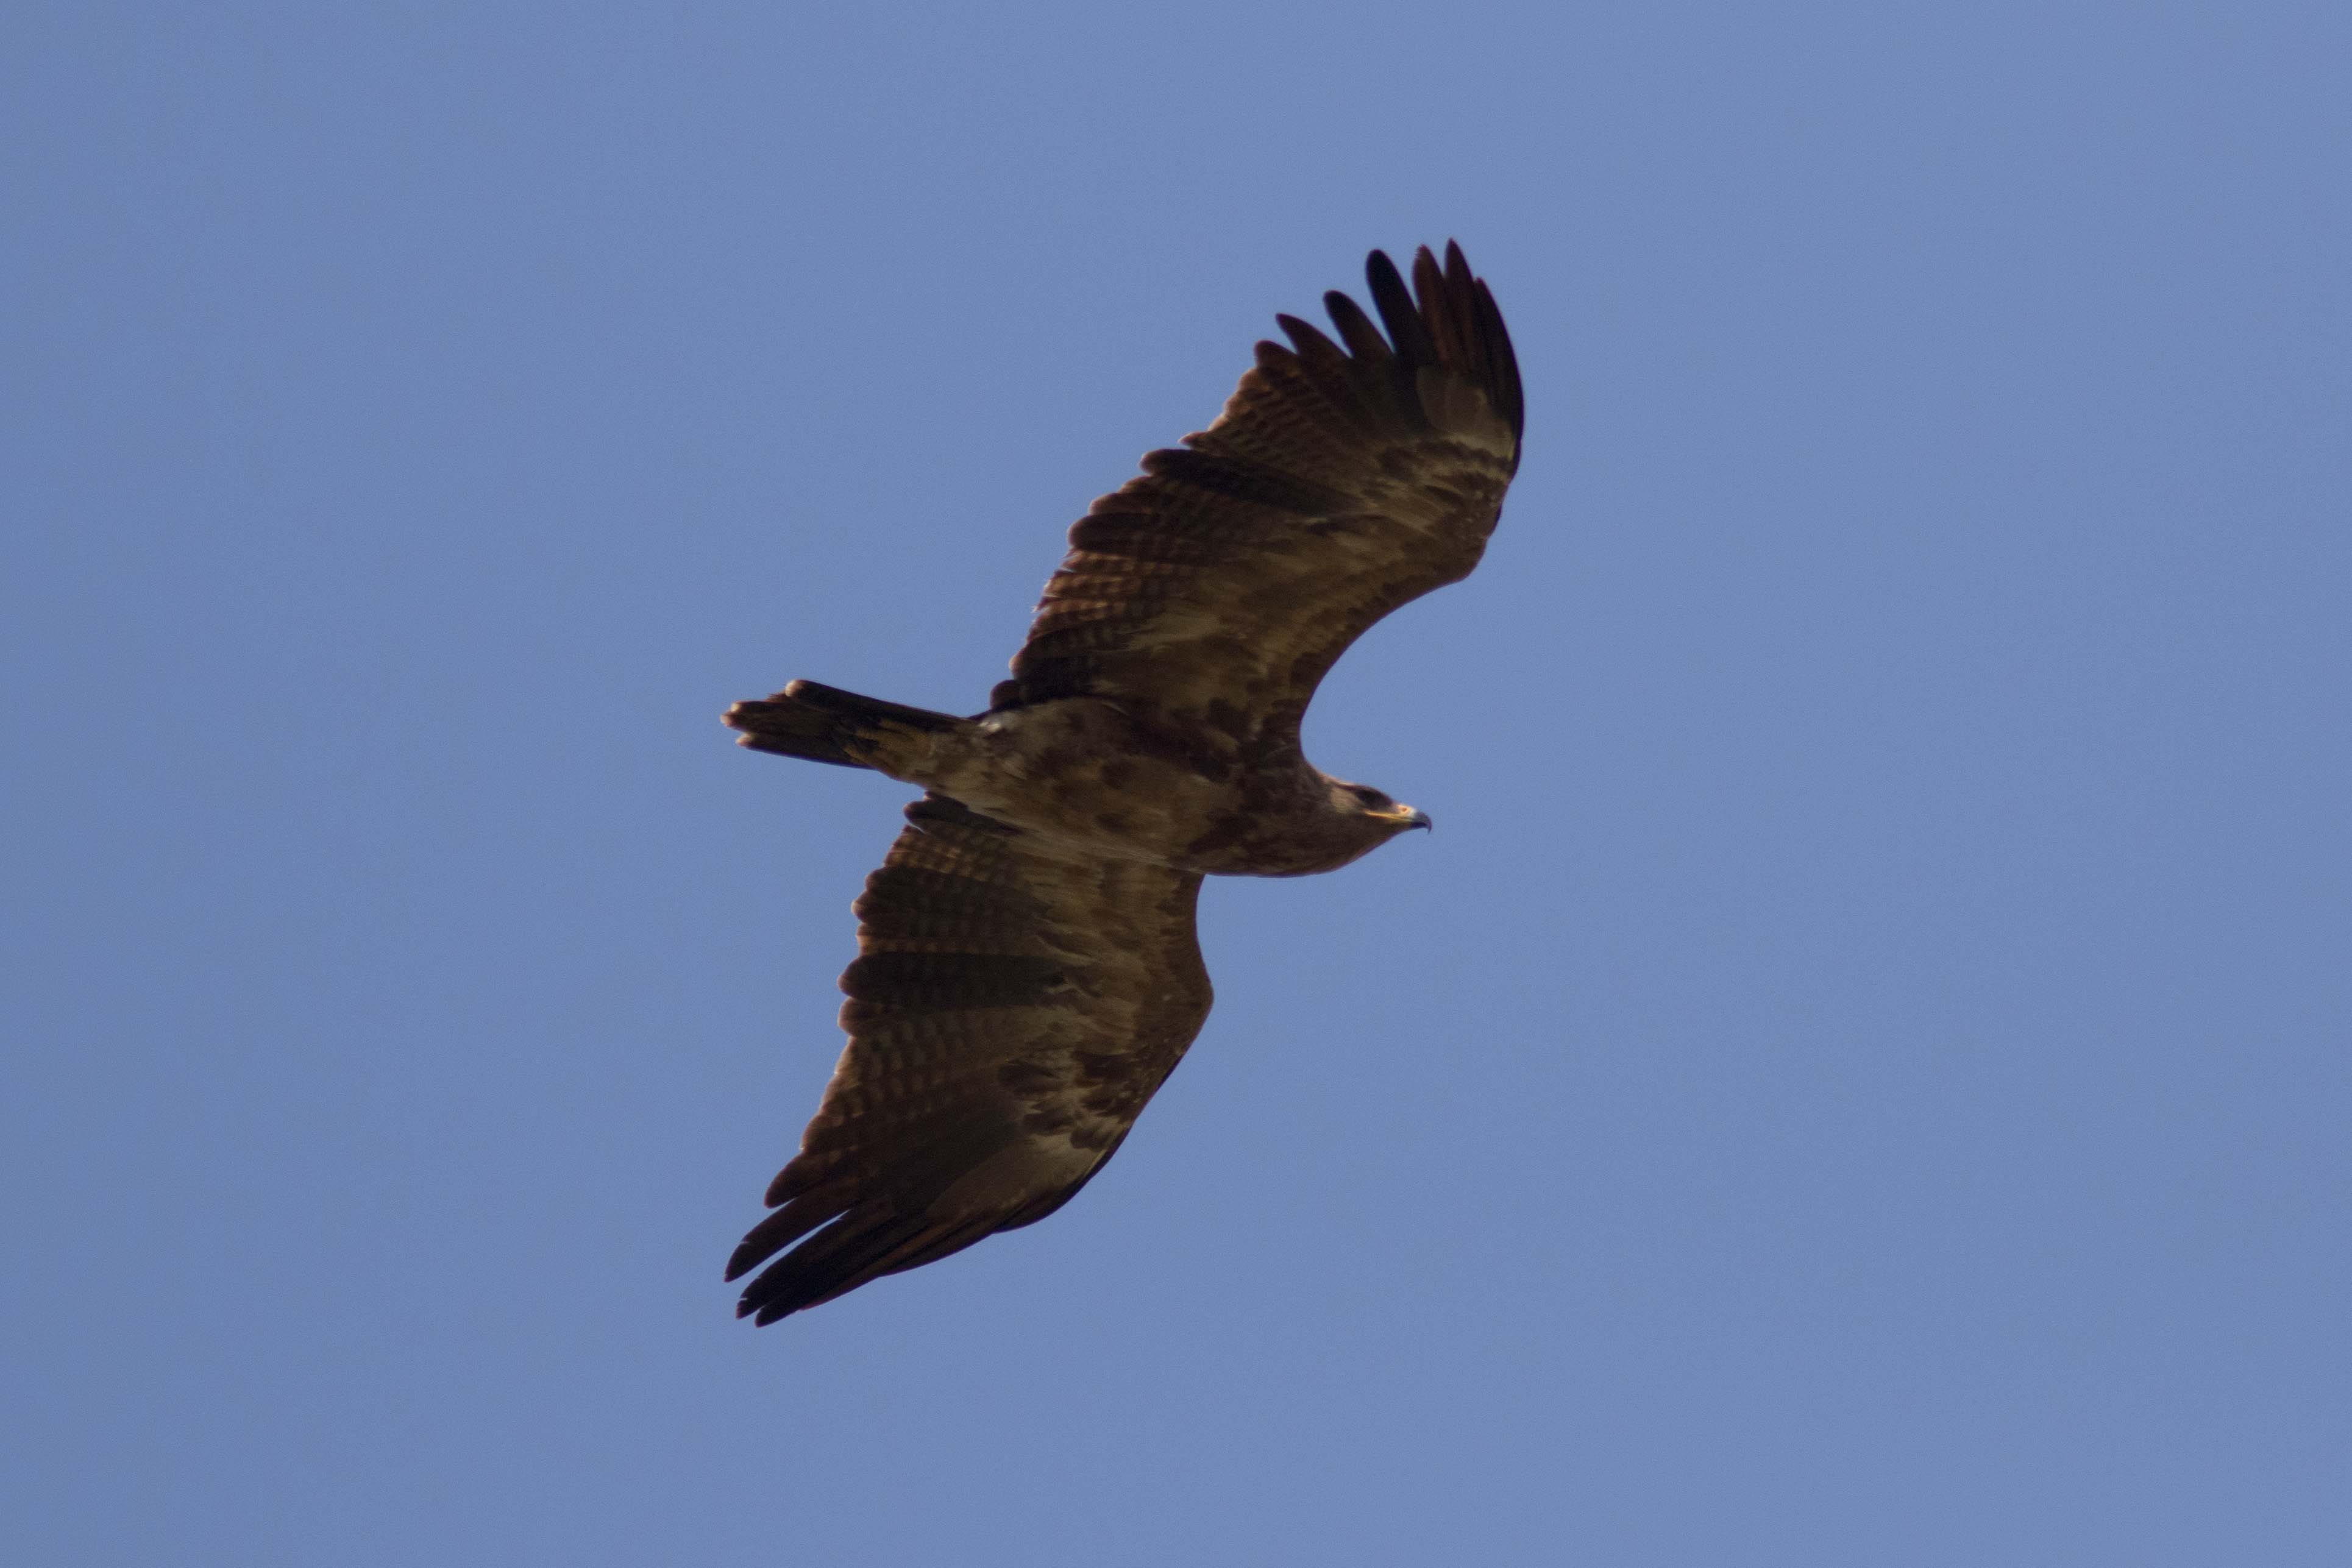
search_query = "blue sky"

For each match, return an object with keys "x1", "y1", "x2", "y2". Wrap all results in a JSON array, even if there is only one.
[{"x1": 7, "y1": 2, "x2": 2348, "y2": 1563}]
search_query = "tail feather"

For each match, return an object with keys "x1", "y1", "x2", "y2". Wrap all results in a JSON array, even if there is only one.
[{"x1": 724, "y1": 679, "x2": 963, "y2": 770}]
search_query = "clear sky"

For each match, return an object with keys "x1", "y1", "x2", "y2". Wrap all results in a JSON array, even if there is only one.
[{"x1": 7, "y1": 2, "x2": 2348, "y2": 1563}]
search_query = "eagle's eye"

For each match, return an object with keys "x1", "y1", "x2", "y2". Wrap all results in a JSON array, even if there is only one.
[{"x1": 1348, "y1": 785, "x2": 1390, "y2": 809}]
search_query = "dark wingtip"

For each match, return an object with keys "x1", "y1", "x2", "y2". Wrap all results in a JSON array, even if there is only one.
[
  {"x1": 1348, "y1": 241, "x2": 1522, "y2": 456},
  {"x1": 1364, "y1": 247, "x2": 1436, "y2": 366}
]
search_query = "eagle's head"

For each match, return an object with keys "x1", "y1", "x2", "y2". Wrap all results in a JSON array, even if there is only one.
[{"x1": 1307, "y1": 777, "x2": 1432, "y2": 868}]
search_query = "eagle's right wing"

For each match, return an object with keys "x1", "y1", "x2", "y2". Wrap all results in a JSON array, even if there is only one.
[
  {"x1": 998, "y1": 243, "x2": 1523, "y2": 750},
  {"x1": 727, "y1": 795, "x2": 1211, "y2": 1324}
]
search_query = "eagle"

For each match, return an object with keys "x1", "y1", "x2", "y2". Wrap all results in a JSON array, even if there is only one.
[{"x1": 723, "y1": 243, "x2": 1523, "y2": 1323}]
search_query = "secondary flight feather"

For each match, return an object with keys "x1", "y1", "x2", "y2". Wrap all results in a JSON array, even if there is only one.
[{"x1": 723, "y1": 243, "x2": 1522, "y2": 1323}]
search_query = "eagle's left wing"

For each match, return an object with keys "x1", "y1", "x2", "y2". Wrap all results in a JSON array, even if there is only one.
[{"x1": 727, "y1": 795, "x2": 1211, "y2": 1323}]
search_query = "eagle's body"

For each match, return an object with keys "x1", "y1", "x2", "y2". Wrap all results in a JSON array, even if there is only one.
[
  {"x1": 724, "y1": 244, "x2": 1522, "y2": 1323},
  {"x1": 826, "y1": 694, "x2": 1401, "y2": 876}
]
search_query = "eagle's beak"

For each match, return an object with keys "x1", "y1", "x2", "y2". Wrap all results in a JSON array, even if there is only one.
[{"x1": 1397, "y1": 807, "x2": 1432, "y2": 832}]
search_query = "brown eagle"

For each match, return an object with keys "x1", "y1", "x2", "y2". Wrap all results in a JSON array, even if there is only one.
[{"x1": 723, "y1": 243, "x2": 1522, "y2": 1323}]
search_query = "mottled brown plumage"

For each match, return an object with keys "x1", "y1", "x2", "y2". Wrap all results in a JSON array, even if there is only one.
[{"x1": 723, "y1": 243, "x2": 1522, "y2": 1323}]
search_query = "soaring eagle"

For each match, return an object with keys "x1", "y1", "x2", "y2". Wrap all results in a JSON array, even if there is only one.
[{"x1": 724, "y1": 243, "x2": 1523, "y2": 1323}]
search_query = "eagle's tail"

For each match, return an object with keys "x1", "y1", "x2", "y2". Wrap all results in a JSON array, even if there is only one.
[{"x1": 724, "y1": 679, "x2": 964, "y2": 770}]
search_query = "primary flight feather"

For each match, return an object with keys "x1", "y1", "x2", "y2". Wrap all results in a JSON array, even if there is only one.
[{"x1": 724, "y1": 243, "x2": 1522, "y2": 1323}]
